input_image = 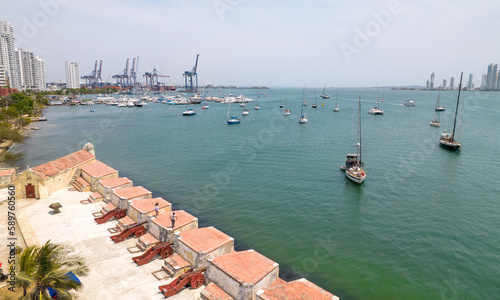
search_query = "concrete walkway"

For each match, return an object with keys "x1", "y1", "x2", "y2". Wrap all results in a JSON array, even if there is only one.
[{"x1": 4, "y1": 188, "x2": 202, "y2": 300}]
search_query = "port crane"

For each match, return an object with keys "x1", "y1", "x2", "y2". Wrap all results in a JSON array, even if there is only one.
[
  {"x1": 183, "y1": 54, "x2": 199, "y2": 91},
  {"x1": 144, "y1": 68, "x2": 170, "y2": 91},
  {"x1": 81, "y1": 60, "x2": 102, "y2": 88}
]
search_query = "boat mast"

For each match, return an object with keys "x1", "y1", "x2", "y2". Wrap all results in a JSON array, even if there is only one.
[
  {"x1": 376, "y1": 85, "x2": 379, "y2": 109},
  {"x1": 358, "y1": 96, "x2": 362, "y2": 164},
  {"x1": 451, "y1": 72, "x2": 463, "y2": 141}
]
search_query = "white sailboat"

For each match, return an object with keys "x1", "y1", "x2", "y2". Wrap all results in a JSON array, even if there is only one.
[
  {"x1": 435, "y1": 89, "x2": 445, "y2": 111},
  {"x1": 182, "y1": 102, "x2": 196, "y2": 116},
  {"x1": 342, "y1": 97, "x2": 366, "y2": 184},
  {"x1": 283, "y1": 95, "x2": 291, "y2": 116},
  {"x1": 299, "y1": 89, "x2": 308, "y2": 123},
  {"x1": 311, "y1": 91, "x2": 317, "y2": 108},
  {"x1": 430, "y1": 90, "x2": 442, "y2": 127},
  {"x1": 227, "y1": 102, "x2": 241, "y2": 124},
  {"x1": 254, "y1": 90, "x2": 260, "y2": 110},
  {"x1": 320, "y1": 84, "x2": 330, "y2": 99},
  {"x1": 439, "y1": 72, "x2": 463, "y2": 151},
  {"x1": 333, "y1": 88, "x2": 339, "y2": 112},
  {"x1": 368, "y1": 86, "x2": 383, "y2": 115}
]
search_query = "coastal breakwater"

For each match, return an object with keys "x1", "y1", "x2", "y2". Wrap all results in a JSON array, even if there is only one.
[{"x1": 13, "y1": 143, "x2": 340, "y2": 300}]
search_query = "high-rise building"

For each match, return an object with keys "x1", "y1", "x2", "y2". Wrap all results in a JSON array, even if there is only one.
[
  {"x1": 15, "y1": 49, "x2": 45, "y2": 90},
  {"x1": 442, "y1": 79, "x2": 447, "y2": 89},
  {"x1": 430, "y1": 72, "x2": 435, "y2": 89},
  {"x1": 65, "y1": 61, "x2": 80, "y2": 89},
  {"x1": 481, "y1": 74, "x2": 487, "y2": 90},
  {"x1": 468, "y1": 73, "x2": 473, "y2": 90},
  {"x1": 0, "y1": 64, "x2": 6, "y2": 87},
  {"x1": 426, "y1": 80, "x2": 430, "y2": 89},
  {"x1": 496, "y1": 71, "x2": 500, "y2": 91},
  {"x1": 0, "y1": 21, "x2": 20, "y2": 88},
  {"x1": 491, "y1": 64, "x2": 499, "y2": 91},
  {"x1": 450, "y1": 77, "x2": 455, "y2": 90},
  {"x1": 486, "y1": 63, "x2": 493, "y2": 90}
]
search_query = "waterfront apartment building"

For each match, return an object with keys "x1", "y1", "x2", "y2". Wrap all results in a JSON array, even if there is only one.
[
  {"x1": 486, "y1": 63, "x2": 494, "y2": 90},
  {"x1": 468, "y1": 73, "x2": 473, "y2": 90},
  {"x1": 450, "y1": 77, "x2": 455, "y2": 91},
  {"x1": 442, "y1": 79, "x2": 447, "y2": 89},
  {"x1": 430, "y1": 72, "x2": 435, "y2": 89},
  {"x1": 16, "y1": 49, "x2": 45, "y2": 91},
  {"x1": 491, "y1": 64, "x2": 499, "y2": 91},
  {"x1": 65, "y1": 61, "x2": 80, "y2": 89},
  {"x1": 0, "y1": 21, "x2": 20, "y2": 89},
  {"x1": 0, "y1": 64, "x2": 6, "y2": 87}
]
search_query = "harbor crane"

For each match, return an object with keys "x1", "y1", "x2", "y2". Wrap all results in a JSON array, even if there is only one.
[
  {"x1": 112, "y1": 57, "x2": 139, "y2": 88},
  {"x1": 183, "y1": 54, "x2": 199, "y2": 91},
  {"x1": 144, "y1": 68, "x2": 170, "y2": 91},
  {"x1": 81, "y1": 60, "x2": 102, "y2": 88}
]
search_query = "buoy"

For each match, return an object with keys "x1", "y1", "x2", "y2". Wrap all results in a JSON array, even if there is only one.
[{"x1": 322, "y1": 102, "x2": 324, "y2": 106}]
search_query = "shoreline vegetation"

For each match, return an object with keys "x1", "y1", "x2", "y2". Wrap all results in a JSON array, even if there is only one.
[{"x1": 0, "y1": 88, "x2": 114, "y2": 166}]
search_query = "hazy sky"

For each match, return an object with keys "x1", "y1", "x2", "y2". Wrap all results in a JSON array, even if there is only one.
[{"x1": 2, "y1": 0, "x2": 499, "y2": 87}]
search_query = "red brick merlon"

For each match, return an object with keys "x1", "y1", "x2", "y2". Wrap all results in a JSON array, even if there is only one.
[
  {"x1": 256, "y1": 278, "x2": 340, "y2": 300},
  {"x1": 99, "y1": 177, "x2": 132, "y2": 188},
  {"x1": 30, "y1": 149, "x2": 95, "y2": 179},
  {"x1": 81, "y1": 160, "x2": 117, "y2": 177},
  {"x1": 209, "y1": 250, "x2": 278, "y2": 285},
  {"x1": 178, "y1": 227, "x2": 233, "y2": 254}
]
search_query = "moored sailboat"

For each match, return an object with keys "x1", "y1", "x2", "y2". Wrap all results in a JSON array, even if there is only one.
[
  {"x1": 439, "y1": 72, "x2": 463, "y2": 151},
  {"x1": 333, "y1": 88, "x2": 339, "y2": 112},
  {"x1": 342, "y1": 97, "x2": 366, "y2": 184},
  {"x1": 227, "y1": 102, "x2": 241, "y2": 124},
  {"x1": 368, "y1": 87, "x2": 383, "y2": 115},
  {"x1": 320, "y1": 84, "x2": 330, "y2": 99}
]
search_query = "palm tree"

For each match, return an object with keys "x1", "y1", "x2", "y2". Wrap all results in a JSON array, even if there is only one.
[{"x1": 16, "y1": 241, "x2": 89, "y2": 300}]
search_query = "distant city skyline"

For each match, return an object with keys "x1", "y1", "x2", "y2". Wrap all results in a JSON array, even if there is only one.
[{"x1": 2, "y1": 0, "x2": 500, "y2": 87}]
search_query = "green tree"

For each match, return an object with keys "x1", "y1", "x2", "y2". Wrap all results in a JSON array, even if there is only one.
[{"x1": 16, "y1": 241, "x2": 89, "y2": 300}]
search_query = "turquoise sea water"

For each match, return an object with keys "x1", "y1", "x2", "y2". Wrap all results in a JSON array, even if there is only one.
[{"x1": 11, "y1": 88, "x2": 500, "y2": 299}]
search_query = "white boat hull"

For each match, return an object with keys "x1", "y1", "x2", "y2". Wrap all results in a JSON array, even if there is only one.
[
  {"x1": 345, "y1": 168, "x2": 366, "y2": 184},
  {"x1": 430, "y1": 121, "x2": 440, "y2": 127}
]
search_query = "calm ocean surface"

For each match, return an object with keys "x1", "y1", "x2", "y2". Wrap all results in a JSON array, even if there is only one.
[{"x1": 10, "y1": 88, "x2": 500, "y2": 299}]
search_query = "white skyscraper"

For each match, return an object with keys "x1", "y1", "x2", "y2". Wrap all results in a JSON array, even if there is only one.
[
  {"x1": 491, "y1": 64, "x2": 498, "y2": 91},
  {"x1": 16, "y1": 49, "x2": 45, "y2": 90},
  {"x1": 430, "y1": 72, "x2": 435, "y2": 89},
  {"x1": 65, "y1": 61, "x2": 80, "y2": 89},
  {"x1": 0, "y1": 21, "x2": 20, "y2": 88},
  {"x1": 468, "y1": 73, "x2": 473, "y2": 90},
  {"x1": 0, "y1": 64, "x2": 6, "y2": 87}
]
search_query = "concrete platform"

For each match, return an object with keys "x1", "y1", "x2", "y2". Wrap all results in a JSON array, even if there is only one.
[{"x1": 14, "y1": 187, "x2": 202, "y2": 300}]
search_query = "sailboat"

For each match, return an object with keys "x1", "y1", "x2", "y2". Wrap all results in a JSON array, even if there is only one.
[
  {"x1": 182, "y1": 102, "x2": 196, "y2": 116},
  {"x1": 435, "y1": 89, "x2": 445, "y2": 111},
  {"x1": 254, "y1": 91, "x2": 260, "y2": 110},
  {"x1": 279, "y1": 95, "x2": 284, "y2": 108},
  {"x1": 299, "y1": 89, "x2": 308, "y2": 123},
  {"x1": 333, "y1": 88, "x2": 340, "y2": 112},
  {"x1": 342, "y1": 97, "x2": 366, "y2": 184},
  {"x1": 381, "y1": 87, "x2": 386, "y2": 102},
  {"x1": 227, "y1": 102, "x2": 241, "y2": 124},
  {"x1": 320, "y1": 84, "x2": 330, "y2": 99},
  {"x1": 439, "y1": 72, "x2": 463, "y2": 151},
  {"x1": 430, "y1": 90, "x2": 442, "y2": 126},
  {"x1": 283, "y1": 95, "x2": 291, "y2": 116},
  {"x1": 202, "y1": 93, "x2": 210, "y2": 109},
  {"x1": 368, "y1": 86, "x2": 383, "y2": 115},
  {"x1": 311, "y1": 91, "x2": 317, "y2": 108}
]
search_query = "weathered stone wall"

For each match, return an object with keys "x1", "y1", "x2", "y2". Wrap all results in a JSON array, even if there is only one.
[{"x1": 206, "y1": 260, "x2": 242, "y2": 299}]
